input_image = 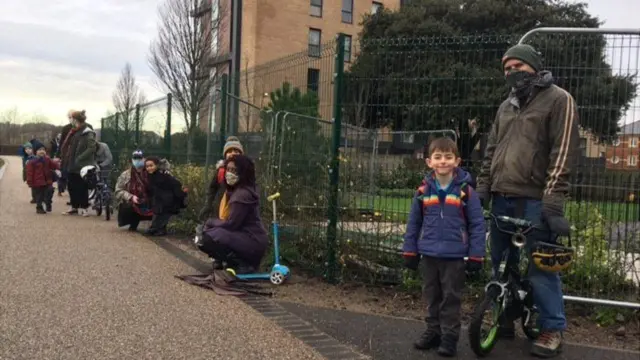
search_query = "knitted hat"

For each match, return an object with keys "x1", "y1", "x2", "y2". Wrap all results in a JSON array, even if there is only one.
[
  {"x1": 502, "y1": 44, "x2": 542, "y2": 72},
  {"x1": 132, "y1": 149, "x2": 144, "y2": 159},
  {"x1": 223, "y1": 136, "x2": 243, "y2": 156},
  {"x1": 32, "y1": 141, "x2": 46, "y2": 151},
  {"x1": 23, "y1": 142, "x2": 33, "y2": 149}
]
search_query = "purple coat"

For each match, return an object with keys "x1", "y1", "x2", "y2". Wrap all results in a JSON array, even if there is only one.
[{"x1": 204, "y1": 186, "x2": 269, "y2": 267}]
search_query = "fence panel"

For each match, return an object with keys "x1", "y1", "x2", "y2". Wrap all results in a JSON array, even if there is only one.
[
  {"x1": 224, "y1": 39, "x2": 338, "y2": 277},
  {"x1": 336, "y1": 31, "x2": 639, "y2": 304}
]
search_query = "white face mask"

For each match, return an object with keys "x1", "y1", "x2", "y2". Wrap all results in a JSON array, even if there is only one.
[{"x1": 225, "y1": 172, "x2": 239, "y2": 186}]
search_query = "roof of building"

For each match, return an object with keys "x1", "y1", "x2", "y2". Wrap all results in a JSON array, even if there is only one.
[{"x1": 620, "y1": 120, "x2": 640, "y2": 135}]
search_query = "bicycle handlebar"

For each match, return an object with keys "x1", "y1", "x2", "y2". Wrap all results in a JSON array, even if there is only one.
[{"x1": 485, "y1": 212, "x2": 533, "y2": 228}]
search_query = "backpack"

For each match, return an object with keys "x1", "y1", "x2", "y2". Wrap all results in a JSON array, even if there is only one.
[{"x1": 417, "y1": 179, "x2": 472, "y2": 225}]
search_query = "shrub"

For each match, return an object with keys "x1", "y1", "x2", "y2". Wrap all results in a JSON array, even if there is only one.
[
  {"x1": 167, "y1": 163, "x2": 213, "y2": 234},
  {"x1": 562, "y1": 202, "x2": 636, "y2": 296}
]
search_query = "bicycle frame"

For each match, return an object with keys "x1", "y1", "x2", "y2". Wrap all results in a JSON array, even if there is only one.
[{"x1": 484, "y1": 214, "x2": 538, "y2": 310}]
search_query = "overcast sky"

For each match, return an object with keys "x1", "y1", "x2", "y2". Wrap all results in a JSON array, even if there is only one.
[{"x1": 0, "y1": 0, "x2": 637, "y2": 126}]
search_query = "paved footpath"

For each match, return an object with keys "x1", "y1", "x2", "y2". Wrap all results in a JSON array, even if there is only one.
[
  {"x1": 2, "y1": 155, "x2": 639, "y2": 360},
  {"x1": 0, "y1": 156, "x2": 324, "y2": 360}
]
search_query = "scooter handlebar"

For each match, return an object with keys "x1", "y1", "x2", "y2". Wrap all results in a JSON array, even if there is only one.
[{"x1": 267, "y1": 192, "x2": 281, "y2": 201}]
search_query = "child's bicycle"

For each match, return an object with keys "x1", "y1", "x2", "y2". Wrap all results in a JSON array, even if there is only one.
[
  {"x1": 468, "y1": 212, "x2": 540, "y2": 357},
  {"x1": 84, "y1": 166, "x2": 112, "y2": 221}
]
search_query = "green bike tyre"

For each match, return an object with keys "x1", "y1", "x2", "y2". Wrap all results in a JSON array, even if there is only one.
[{"x1": 469, "y1": 293, "x2": 501, "y2": 357}]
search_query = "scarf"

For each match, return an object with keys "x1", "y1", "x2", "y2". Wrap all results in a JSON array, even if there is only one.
[
  {"x1": 128, "y1": 168, "x2": 152, "y2": 216},
  {"x1": 219, "y1": 192, "x2": 231, "y2": 220},
  {"x1": 61, "y1": 127, "x2": 79, "y2": 163}
]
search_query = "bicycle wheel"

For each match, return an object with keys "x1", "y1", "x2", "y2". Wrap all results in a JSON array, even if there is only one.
[{"x1": 469, "y1": 292, "x2": 503, "y2": 357}]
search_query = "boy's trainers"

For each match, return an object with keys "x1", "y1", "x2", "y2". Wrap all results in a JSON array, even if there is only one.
[
  {"x1": 414, "y1": 330, "x2": 441, "y2": 350},
  {"x1": 36, "y1": 208, "x2": 46, "y2": 214},
  {"x1": 46, "y1": 204, "x2": 52, "y2": 212},
  {"x1": 436, "y1": 335, "x2": 458, "y2": 357},
  {"x1": 79, "y1": 208, "x2": 90, "y2": 217}
]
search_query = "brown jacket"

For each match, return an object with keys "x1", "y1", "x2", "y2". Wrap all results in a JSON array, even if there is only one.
[{"x1": 476, "y1": 71, "x2": 580, "y2": 204}]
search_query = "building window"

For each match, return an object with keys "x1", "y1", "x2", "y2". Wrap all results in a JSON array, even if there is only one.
[
  {"x1": 342, "y1": 0, "x2": 353, "y2": 23},
  {"x1": 631, "y1": 137, "x2": 638, "y2": 148},
  {"x1": 611, "y1": 156, "x2": 620, "y2": 164},
  {"x1": 308, "y1": 28, "x2": 321, "y2": 57},
  {"x1": 307, "y1": 68, "x2": 320, "y2": 93},
  {"x1": 344, "y1": 35, "x2": 352, "y2": 62},
  {"x1": 372, "y1": 1, "x2": 382, "y2": 14},
  {"x1": 310, "y1": 0, "x2": 322, "y2": 17},
  {"x1": 630, "y1": 155, "x2": 638, "y2": 166}
]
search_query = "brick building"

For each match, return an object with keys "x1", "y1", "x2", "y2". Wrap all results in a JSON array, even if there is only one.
[
  {"x1": 198, "y1": 0, "x2": 402, "y2": 132},
  {"x1": 605, "y1": 120, "x2": 640, "y2": 171}
]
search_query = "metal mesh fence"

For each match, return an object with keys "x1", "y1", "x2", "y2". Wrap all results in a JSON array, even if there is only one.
[
  {"x1": 97, "y1": 29, "x2": 640, "y2": 305},
  {"x1": 335, "y1": 31, "x2": 640, "y2": 302}
]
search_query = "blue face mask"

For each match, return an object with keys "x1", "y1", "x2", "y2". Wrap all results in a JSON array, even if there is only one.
[{"x1": 132, "y1": 159, "x2": 144, "y2": 169}]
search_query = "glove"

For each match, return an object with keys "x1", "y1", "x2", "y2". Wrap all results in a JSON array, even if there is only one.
[
  {"x1": 215, "y1": 159, "x2": 225, "y2": 169},
  {"x1": 466, "y1": 257, "x2": 483, "y2": 274},
  {"x1": 403, "y1": 252, "x2": 420, "y2": 271},
  {"x1": 542, "y1": 196, "x2": 571, "y2": 237},
  {"x1": 476, "y1": 190, "x2": 490, "y2": 210}
]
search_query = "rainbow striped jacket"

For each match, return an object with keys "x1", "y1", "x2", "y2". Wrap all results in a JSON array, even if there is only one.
[{"x1": 402, "y1": 168, "x2": 486, "y2": 259}]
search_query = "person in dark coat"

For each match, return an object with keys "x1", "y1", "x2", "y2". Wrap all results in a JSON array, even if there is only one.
[
  {"x1": 198, "y1": 155, "x2": 269, "y2": 274},
  {"x1": 59, "y1": 109, "x2": 93, "y2": 198},
  {"x1": 114, "y1": 150, "x2": 153, "y2": 231},
  {"x1": 61, "y1": 110, "x2": 97, "y2": 216},
  {"x1": 198, "y1": 136, "x2": 244, "y2": 221},
  {"x1": 144, "y1": 156, "x2": 187, "y2": 236}
]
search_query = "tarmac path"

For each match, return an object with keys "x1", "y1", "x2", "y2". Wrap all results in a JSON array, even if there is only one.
[{"x1": 0, "y1": 156, "x2": 324, "y2": 360}]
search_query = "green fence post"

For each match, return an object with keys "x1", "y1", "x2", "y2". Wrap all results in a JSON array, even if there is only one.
[
  {"x1": 219, "y1": 74, "x2": 229, "y2": 155},
  {"x1": 100, "y1": 117, "x2": 104, "y2": 140},
  {"x1": 165, "y1": 93, "x2": 172, "y2": 159},
  {"x1": 325, "y1": 33, "x2": 346, "y2": 284},
  {"x1": 135, "y1": 104, "x2": 141, "y2": 147}
]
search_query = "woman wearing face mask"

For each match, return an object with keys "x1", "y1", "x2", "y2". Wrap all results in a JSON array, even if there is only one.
[
  {"x1": 198, "y1": 136, "x2": 244, "y2": 221},
  {"x1": 114, "y1": 150, "x2": 153, "y2": 231},
  {"x1": 144, "y1": 156, "x2": 187, "y2": 236},
  {"x1": 199, "y1": 155, "x2": 268, "y2": 274}
]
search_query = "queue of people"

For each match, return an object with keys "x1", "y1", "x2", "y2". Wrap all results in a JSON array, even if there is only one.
[{"x1": 15, "y1": 43, "x2": 577, "y2": 359}]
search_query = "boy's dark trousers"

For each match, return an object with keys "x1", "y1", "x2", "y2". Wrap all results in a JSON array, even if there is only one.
[
  {"x1": 33, "y1": 185, "x2": 54, "y2": 211},
  {"x1": 420, "y1": 256, "x2": 466, "y2": 342}
]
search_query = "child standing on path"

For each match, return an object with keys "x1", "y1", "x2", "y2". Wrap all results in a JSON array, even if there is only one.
[
  {"x1": 20, "y1": 142, "x2": 36, "y2": 203},
  {"x1": 26, "y1": 144, "x2": 60, "y2": 214},
  {"x1": 402, "y1": 137, "x2": 486, "y2": 357}
]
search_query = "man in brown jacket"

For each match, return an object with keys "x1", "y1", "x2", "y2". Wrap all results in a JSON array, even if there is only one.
[{"x1": 476, "y1": 44, "x2": 579, "y2": 358}]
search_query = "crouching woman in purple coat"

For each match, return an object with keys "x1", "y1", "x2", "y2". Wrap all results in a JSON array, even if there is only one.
[{"x1": 198, "y1": 155, "x2": 269, "y2": 274}]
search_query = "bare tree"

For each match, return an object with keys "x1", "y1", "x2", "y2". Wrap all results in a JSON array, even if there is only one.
[
  {"x1": 112, "y1": 63, "x2": 147, "y2": 146},
  {"x1": 148, "y1": 0, "x2": 225, "y2": 159},
  {"x1": 0, "y1": 107, "x2": 22, "y2": 144}
]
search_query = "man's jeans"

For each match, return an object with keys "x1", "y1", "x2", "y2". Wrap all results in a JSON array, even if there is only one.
[{"x1": 490, "y1": 195, "x2": 567, "y2": 331}]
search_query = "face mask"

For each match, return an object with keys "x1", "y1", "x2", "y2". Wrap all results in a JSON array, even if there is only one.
[
  {"x1": 225, "y1": 172, "x2": 239, "y2": 186},
  {"x1": 132, "y1": 159, "x2": 144, "y2": 169},
  {"x1": 505, "y1": 70, "x2": 538, "y2": 93}
]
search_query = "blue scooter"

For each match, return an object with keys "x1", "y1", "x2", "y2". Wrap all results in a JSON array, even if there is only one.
[{"x1": 225, "y1": 192, "x2": 290, "y2": 285}]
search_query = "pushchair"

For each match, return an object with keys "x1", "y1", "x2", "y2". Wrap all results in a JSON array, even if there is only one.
[{"x1": 81, "y1": 165, "x2": 113, "y2": 220}]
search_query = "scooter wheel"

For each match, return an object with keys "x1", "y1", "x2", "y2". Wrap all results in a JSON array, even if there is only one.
[{"x1": 270, "y1": 271, "x2": 285, "y2": 285}]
